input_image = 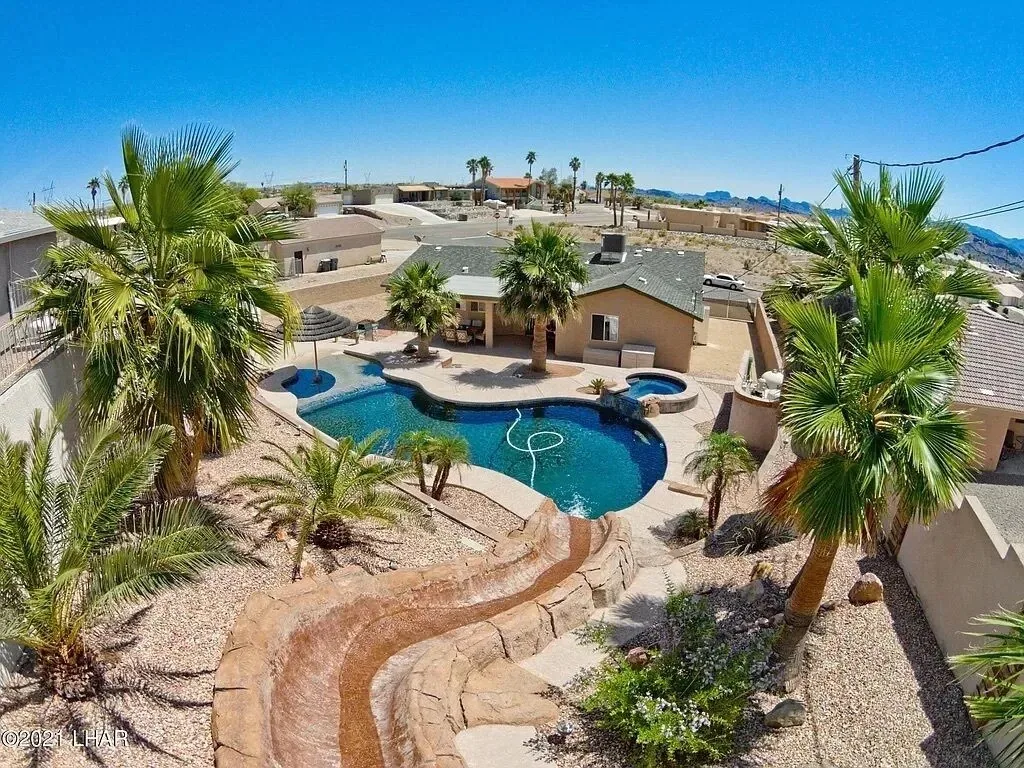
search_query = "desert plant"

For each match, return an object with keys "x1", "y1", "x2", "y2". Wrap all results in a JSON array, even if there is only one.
[
  {"x1": 32, "y1": 125, "x2": 298, "y2": 498},
  {"x1": 589, "y1": 377, "x2": 608, "y2": 395},
  {"x1": 682, "y1": 432, "x2": 757, "y2": 530},
  {"x1": 466, "y1": 158, "x2": 479, "y2": 202},
  {"x1": 232, "y1": 434, "x2": 420, "y2": 580},
  {"x1": 397, "y1": 429, "x2": 435, "y2": 493},
  {"x1": 674, "y1": 508, "x2": 710, "y2": 542},
  {"x1": 526, "y1": 150, "x2": 537, "y2": 178},
  {"x1": 0, "y1": 408, "x2": 253, "y2": 700},
  {"x1": 581, "y1": 588, "x2": 771, "y2": 767},
  {"x1": 569, "y1": 157, "x2": 582, "y2": 211},
  {"x1": 478, "y1": 156, "x2": 493, "y2": 204},
  {"x1": 950, "y1": 609, "x2": 1024, "y2": 765},
  {"x1": 280, "y1": 182, "x2": 316, "y2": 217},
  {"x1": 387, "y1": 261, "x2": 460, "y2": 359},
  {"x1": 427, "y1": 433, "x2": 470, "y2": 499},
  {"x1": 496, "y1": 221, "x2": 589, "y2": 373},
  {"x1": 86, "y1": 176, "x2": 100, "y2": 208},
  {"x1": 595, "y1": 172, "x2": 605, "y2": 204},
  {"x1": 724, "y1": 513, "x2": 795, "y2": 555}
]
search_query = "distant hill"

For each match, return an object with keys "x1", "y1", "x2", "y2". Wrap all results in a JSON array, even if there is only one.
[{"x1": 633, "y1": 187, "x2": 1024, "y2": 270}]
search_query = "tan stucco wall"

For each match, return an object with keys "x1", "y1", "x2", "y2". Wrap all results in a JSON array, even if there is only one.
[
  {"x1": 956, "y1": 404, "x2": 1015, "y2": 471},
  {"x1": 271, "y1": 231, "x2": 382, "y2": 275},
  {"x1": 752, "y1": 298, "x2": 782, "y2": 371},
  {"x1": 728, "y1": 387, "x2": 780, "y2": 451},
  {"x1": 1, "y1": 232, "x2": 56, "y2": 315},
  {"x1": 554, "y1": 288, "x2": 696, "y2": 372}
]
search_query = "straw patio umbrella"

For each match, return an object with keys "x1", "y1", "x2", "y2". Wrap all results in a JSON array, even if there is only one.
[{"x1": 277, "y1": 305, "x2": 357, "y2": 383}]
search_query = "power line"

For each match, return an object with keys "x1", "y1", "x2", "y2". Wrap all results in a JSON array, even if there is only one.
[
  {"x1": 952, "y1": 198, "x2": 1024, "y2": 220},
  {"x1": 859, "y1": 130, "x2": 1024, "y2": 168},
  {"x1": 957, "y1": 203, "x2": 1024, "y2": 222},
  {"x1": 818, "y1": 165, "x2": 853, "y2": 208}
]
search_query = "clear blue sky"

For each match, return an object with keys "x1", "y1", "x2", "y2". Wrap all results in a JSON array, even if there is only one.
[{"x1": 3, "y1": 1, "x2": 1024, "y2": 236}]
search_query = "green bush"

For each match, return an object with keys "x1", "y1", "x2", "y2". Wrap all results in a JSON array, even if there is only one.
[
  {"x1": 725, "y1": 513, "x2": 795, "y2": 555},
  {"x1": 589, "y1": 377, "x2": 608, "y2": 394},
  {"x1": 674, "y1": 508, "x2": 710, "y2": 542},
  {"x1": 581, "y1": 589, "x2": 771, "y2": 766}
]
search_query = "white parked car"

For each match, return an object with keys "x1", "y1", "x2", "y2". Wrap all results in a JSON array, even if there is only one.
[{"x1": 703, "y1": 273, "x2": 745, "y2": 290}]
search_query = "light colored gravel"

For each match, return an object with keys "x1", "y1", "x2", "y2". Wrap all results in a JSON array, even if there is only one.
[
  {"x1": 440, "y1": 486, "x2": 524, "y2": 537},
  {"x1": 0, "y1": 405, "x2": 501, "y2": 767}
]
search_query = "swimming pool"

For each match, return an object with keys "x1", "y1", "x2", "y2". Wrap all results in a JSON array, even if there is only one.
[
  {"x1": 625, "y1": 373, "x2": 688, "y2": 399},
  {"x1": 288, "y1": 356, "x2": 667, "y2": 517}
]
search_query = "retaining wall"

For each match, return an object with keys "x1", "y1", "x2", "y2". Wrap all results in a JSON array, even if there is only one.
[{"x1": 752, "y1": 298, "x2": 782, "y2": 372}]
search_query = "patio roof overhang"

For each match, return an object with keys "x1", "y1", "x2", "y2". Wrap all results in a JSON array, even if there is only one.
[{"x1": 446, "y1": 275, "x2": 503, "y2": 299}]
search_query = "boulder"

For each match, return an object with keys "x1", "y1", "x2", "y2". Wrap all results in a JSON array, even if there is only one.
[
  {"x1": 765, "y1": 698, "x2": 807, "y2": 728},
  {"x1": 738, "y1": 578, "x2": 765, "y2": 604},
  {"x1": 461, "y1": 662, "x2": 559, "y2": 729},
  {"x1": 848, "y1": 573, "x2": 884, "y2": 605},
  {"x1": 625, "y1": 647, "x2": 651, "y2": 669}
]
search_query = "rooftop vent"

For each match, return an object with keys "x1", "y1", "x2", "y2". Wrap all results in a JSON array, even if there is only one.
[{"x1": 461, "y1": 266, "x2": 469, "y2": 273}]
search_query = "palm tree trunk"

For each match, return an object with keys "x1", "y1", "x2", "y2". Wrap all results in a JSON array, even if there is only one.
[
  {"x1": 885, "y1": 510, "x2": 910, "y2": 557},
  {"x1": 416, "y1": 333, "x2": 430, "y2": 360},
  {"x1": 292, "y1": 522, "x2": 312, "y2": 581},
  {"x1": 531, "y1": 316, "x2": 548, "y2": 373},
  {"x1": 157, "y1": 416, "x2": 201, "y2": 499},
  {"x1": 431, "y1": 466, "x2": 449, "y2": 499},
  {"x1": 709, "y1": 475, "x2": 724, "y2": 529},
  {"x1": 572, "y1": 174, "x2": 577, "y2": 212},
  {"x1": 775, "y1": 537, "x2": 839, "y2": 684},
  {"x1": 415, "y1": 457, "x2": 427, "y2": 494}
]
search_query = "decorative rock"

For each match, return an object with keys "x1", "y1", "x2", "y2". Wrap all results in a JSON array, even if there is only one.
[
  {"x1": 765, "y1": 698, "x2": 807, "y2": 728},
  {"x1": 625, "y1": 647, "x2": 651, "y2": 669},
  {"x1": 848, "y1": 573, "x2": 884, "y2": 605},
  {"x1": 738, "y1": 578, "x2": 765, "y2": 604},
  {"x1": 771, "y1": 612, "x2": 785, "y2": 627}
]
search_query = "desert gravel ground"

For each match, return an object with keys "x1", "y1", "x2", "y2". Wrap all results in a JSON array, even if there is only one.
[{"x1": 0, "y1": 406, "x2": 513, "y2": 767}]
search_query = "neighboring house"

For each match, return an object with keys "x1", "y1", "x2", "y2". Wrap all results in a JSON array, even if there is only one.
[
  {"x1": 393, "y1": 184, "x2": 451, "y2": 204},
  {"x1": 954, "y1": 307, "x2": 1024, "y2": 470},
  {"x1": 0, "y1": 209, "x2": 57, "y2": 318},
  {"x1": 993, "y1": 282, "x2": 1024, "y2": 307},
  {"x1": 479, "y1": 177, "x2": 546, "y2": 206},
  {"x1": 248, "y1": 196, "x2": 283, "y2": 216},
  {"x1": 269, "y1": 215, "x2": 384, "y2": 277},
  {"x1": 392, "y1": 233, "x2": 705, "y2": 372},
  {"x1": 248, "y1": 191, "x2": 374, "y2": 217},
  {"x1": 639, "y1": 205, "x2": 773, "y2": 239}
]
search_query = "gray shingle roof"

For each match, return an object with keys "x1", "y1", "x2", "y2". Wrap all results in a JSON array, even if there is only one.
[
  {"x1": 0, "y1": 209, "x2": 54, "y2": 241},
  {"x1": 955, "y1": 309, "x2": 1024, "y2": 412},
  {"x1": 399, "y1": 243, "x2": 706, "y2": 319}
]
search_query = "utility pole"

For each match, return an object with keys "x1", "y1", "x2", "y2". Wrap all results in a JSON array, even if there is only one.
[
  {"x1": 852, "y1": 154, "x2": 861, "y2": 191},
  {"x1": 344, "y1": 160, "x2": 348, "y2": 189},
  {"x1": 775, "y1": 184, "x2": 783, "y2": 252}
]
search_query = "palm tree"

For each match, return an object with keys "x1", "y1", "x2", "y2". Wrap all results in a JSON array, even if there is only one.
[
  {"x1": 951, "y1": 609, "x2": 1024, "y2": 765},
  {"x1": 595, "y1": 172, "x2": 605, "y2": 204},
  {"x1": 478, "y1": 156, "x2": 493, "y2": 205},
  {"x1": 86, "y1": 177, "x2": 100, "y2": 209},
  {"x1": 618, "y1": 172, "x2": 635, "y2": 227},
  {"x1": 496, "y1": 221, "x2": 589, "y2": 373},
  {"x1": 428, "y1": 433, "x2": 470, "y2": 499},
  {"x1": 775, "y1": 167, "x2": 996, "y2": 305},
  {"x1": 466, "y1": 158, "x2": 479, "y2": 204},
  {"x1": 683, "y1": 432, "x2": 757, "y2": 530},
  {"x1": 397, "y1": 429, "x2": 435, "y2": 493},
  {"x1": 233, "y1": 434, "x2": 419, "y2": 580},
  {"x1": 762, "y1": 265, "x2": 976, "y2": 684},
  {"x1": 388, "y1": 261, "x2": 460, "y2": 359},
  {"x1": 605, "y1": 173, "x2": 619, "y2": 226},
  {"x1": 0, "y1": 407, "x2": 252, "y2": 699},
  {"x1": 526, "y1": 151, "x2": 537, "y2": 178},
  {"x1": 117, "y1": 174, "x2": 130, "y2": 201},
  {"x1": 32, "y1": 125, "x2": 298, "y2": 499},
  {"x1": 569, "y1": 157, "x2": 582, "y2": 212}
]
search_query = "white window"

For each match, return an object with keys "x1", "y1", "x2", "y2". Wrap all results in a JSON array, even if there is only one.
[
  {"x1": 469, "y1": 301, "x2": 483, "y2": 312},
  {"x1": 591, "y1": 313, "x2": 619, "y2": 342}
]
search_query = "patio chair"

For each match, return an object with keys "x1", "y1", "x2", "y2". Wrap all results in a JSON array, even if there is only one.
[
  {"x1": 455, "y1": 329, "x2": 471, "y2": 346},
  {"x1": 442, "y1": 328, "x2": 458, "y2": 344}
]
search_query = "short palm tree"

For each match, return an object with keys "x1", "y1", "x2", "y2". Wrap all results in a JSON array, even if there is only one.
[
  {"x1": 762, "y1": 265, "x2": 976, "y2": 683},
  {"x1": 569, "y1": 157, "x2": 582, "y2": 212},
  {"x1": 86, "y1": 176, "x2": 100, "y2": 209},
  {"x1": 605, "y1": 173, "x2": 619, "y2": 226},
  {"x1": 618, "y1": 172, "x2": 635, "y2": 226},
  {"x1": 683, "y1": 432, "x2": 757, "y2": 530},
  {"x1": 775, "y1": 166, "x2": 996, "y2": 305},
  {"x1": 0, "y1": 408, "x2": 252, "y2": 699},
  {"x1": 427, "y1": 433, "x2": 470, "y2": 499},
  {"x1": 32, "y1": 125, "x2": 298, "y2": 498},
  {"x1": 951, "y1": 609, "x2": 1024, "y2": 765},
  {"x1": 478, "y1": 156, "x2": 493, "y2": 204},
  {"x1": 526, "y1": 151, "x2": 537, "y2": 178},
  {"x1": 233, "y1": 434, "x2": 420, "y2": 580},
  {"x1": 387, "y1": 261, "x2": 460, "y2": 359},
  {"x1": 397, "y1": 429, "x2": 435, "y2": 493},
  {"x1": 117, "y1": 174, "x2": 130, "y2": 200},
  {"x1": 466, "y1": 158, "x2": 479, "y2": 203},
  {"x1": 595, "y1": 172, "x2": 605, "y2": 204},
  {"x1": 496, "y1": 221, "x2": 589, "y2": 373}
]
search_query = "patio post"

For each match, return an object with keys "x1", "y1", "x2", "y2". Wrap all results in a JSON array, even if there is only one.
[{"x1": 485, "y1": 302, "x2": 495, "y2": 348}]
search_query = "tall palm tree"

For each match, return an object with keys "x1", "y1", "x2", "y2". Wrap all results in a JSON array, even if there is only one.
[
  {"x1": 86, "y1": 177, "x2": 100, "y2": 209},
  {"x1": 478, "y1": 156, "x2": 493, "y2": 205},
  {"x1": 595, "y1": 172, "x2": 605, "y2": 204},
  {"x1": 32, "y1": 125, "x2": 299, "y2": 498},
  {"x1": 951, "y1": 609, "x2": 1024, "y2": 765},
  {"x1": 762, "y1": 265, "x2": 976, "y2": 683},
  {"x1": 605, "y1": 173, "x2": 620, "y2": 226},
  {"x1": 0, "y1": 407, "x2": 252, "y2": 699},
  {"x1": 775, "y1": 167, "x2": 996, "y2": 305},
  {"x1": 388, "y1": 261, "x2": 460, "y2": 359},
  {"x1": 683, "y1": 432, "x2": 757, "y2": 530},
  {"x1": 496, "y1": 221, "x2": 589, "y2": 373},
  {"x1": 428, "y1": 433, "x2": 470, "y2": 499},
  {"x1": 117, "y1": 174, "x2": 130, "y2": 201},
  {"x1": 233, "y1": 434, "x2": 419, "y2": 580},
  {"x1": 618, "y1": 172, "x2": 635, "y2": 227},
  {"x1": 397, "y1": 429, "x2": 435, "y2": 494},
  {"x1": 466, "y1": 158, "x2": 479, "y2": 204},
  {"x1": 526, "y1": 151, "x2": 537, "y2": 178},
  {"x1": 569, "y1": 157, "x2": 582, "y2": 212}
]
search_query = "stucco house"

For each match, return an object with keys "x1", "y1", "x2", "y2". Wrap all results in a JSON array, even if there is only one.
[
  {"x1": 639, "y1": 205, "x2": 773, "y2": 239},
  {"x1": 393, "y1": 234, "x2": 705, "y2": 372},
  {"x1": 269, "y1": 214, "x2": 384, "y2": 277},
  {"x1": 0, "y1": 209, "x2": 57, "y2": 318},
  {"x1": 469, "y1": 177, "x2": 546, "y2": 206},
  {"x1": 954, "y1": 307, "x2": 1024, "y2": 470}
]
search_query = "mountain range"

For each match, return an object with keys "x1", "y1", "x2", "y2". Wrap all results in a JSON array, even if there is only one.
[{"x1": 635, "y1": 188, "x2": 1024, "y2": 271}]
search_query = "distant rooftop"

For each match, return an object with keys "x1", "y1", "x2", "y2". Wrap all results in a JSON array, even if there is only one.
[
  {"x1": 274, "y1": 214, "x2": 384, "y2": 243},
  {"x1": 0, "y1": 208, "x2": 55, "y2": 243},
  {"x1": 956, "y1": 308, "x2": 1024, "y2": 412}
]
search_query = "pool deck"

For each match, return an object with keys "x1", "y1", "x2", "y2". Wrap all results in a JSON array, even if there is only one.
[{"x1": 260, "y1": 332, "x2": 716, "y2": 559}]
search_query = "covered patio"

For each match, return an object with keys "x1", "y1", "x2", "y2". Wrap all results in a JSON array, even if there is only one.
[{"x1": 442, "y1": 275, "x2": 534, "y2": 350}]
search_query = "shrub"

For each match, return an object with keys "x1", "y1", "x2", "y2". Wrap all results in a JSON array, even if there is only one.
[
  {"x1": 589, "y1": 377, "x2": 608, "y2": 394},
  {"x1": 674, "y1": 508, "x2": 710, "y2": 542},
  {"x1": 725, "y1": 513, "x2": 795, "y2": 555},
  {"x1": 581, "y1": 588, "x2": 771, "y2": 766}
]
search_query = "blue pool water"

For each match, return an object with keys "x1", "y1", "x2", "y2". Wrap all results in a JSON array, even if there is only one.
[
  {"x1": 625, "y1": 374, "x2": 687, "y2": 398},
  {"x1": 282, "y1": 368, "x2": 337, "y2": 398},
  {"x1": 287, "y1": 356, "x2": 667, "y2": 517}
]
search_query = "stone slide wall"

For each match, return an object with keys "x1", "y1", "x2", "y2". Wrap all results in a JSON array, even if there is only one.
[{"x1": 211, "y1": 501, "x2": 634, "y2": 768}]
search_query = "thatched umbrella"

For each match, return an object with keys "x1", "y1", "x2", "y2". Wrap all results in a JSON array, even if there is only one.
[{"x1": 277, "y1": 305, "x2": 357, "y2": 383}]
